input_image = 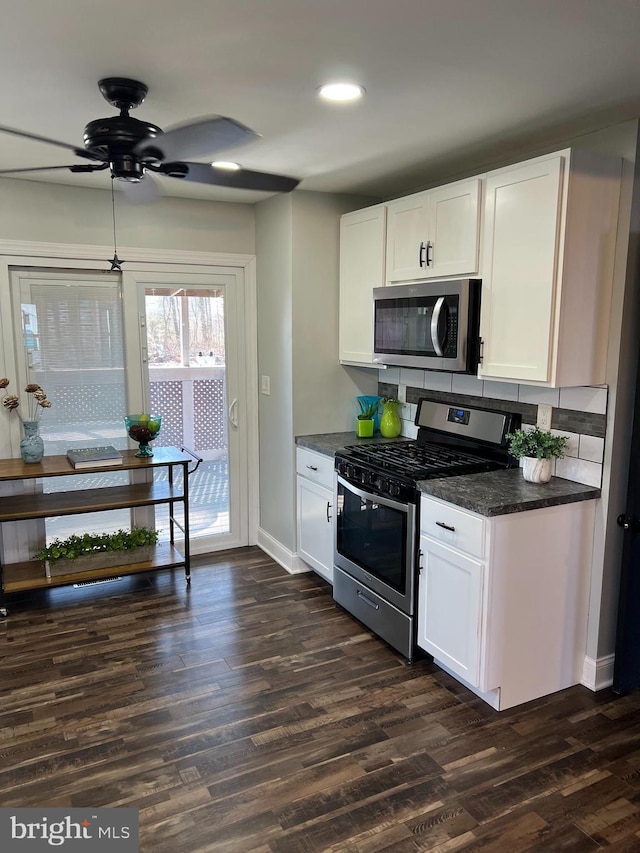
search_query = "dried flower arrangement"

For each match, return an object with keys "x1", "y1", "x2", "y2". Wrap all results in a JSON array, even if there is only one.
[{"x1": 0, "y1": 378, "x2": 52, "y2": 422}]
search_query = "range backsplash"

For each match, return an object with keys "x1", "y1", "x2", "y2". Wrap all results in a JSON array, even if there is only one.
[{"x1": 378, "y1": 369, "x2": 606, "y2": 488}]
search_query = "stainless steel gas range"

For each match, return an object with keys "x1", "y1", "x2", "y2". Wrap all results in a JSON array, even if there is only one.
[{"x1": 333, "y1": 398, "x2": 520, "y2": 662}]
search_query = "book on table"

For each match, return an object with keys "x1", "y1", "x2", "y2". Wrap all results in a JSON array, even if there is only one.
[{"x1": 66, "y1": 446, "x2": 123, "y2": 469}]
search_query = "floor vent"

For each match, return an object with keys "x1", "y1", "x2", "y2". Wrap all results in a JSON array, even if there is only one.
[{"x1": 73, "y1": 577, "x2": 123, "y2": 588}]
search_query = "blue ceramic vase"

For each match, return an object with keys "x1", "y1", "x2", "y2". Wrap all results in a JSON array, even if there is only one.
[{"x1": 20, "y1": 419, "x2": 44, "y2": 463}]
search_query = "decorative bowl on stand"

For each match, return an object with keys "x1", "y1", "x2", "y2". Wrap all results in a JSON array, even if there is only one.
[{"x1": 124, "y1": 414, "x2": 162, "y2": 457}]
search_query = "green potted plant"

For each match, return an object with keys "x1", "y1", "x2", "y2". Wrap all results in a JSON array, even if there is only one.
[
  {"x1": 356, "y1": 397, "x2": 380, "y2": 438},
  {"x1": 35, "y1": 526, "x2": 159, "y2": 578},
  {"x1": 506, "y1": 426, "x2": 569, "y2": 483}
]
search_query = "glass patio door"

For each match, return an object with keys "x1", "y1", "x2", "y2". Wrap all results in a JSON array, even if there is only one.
[
  {"x1": 10, "y1": 268, "x2": 131, "y2": 543},
  {"x1": 128, "y1": 269, "x2": 249, "y2": 554}
]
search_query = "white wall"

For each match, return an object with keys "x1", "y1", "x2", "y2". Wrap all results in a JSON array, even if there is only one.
[
  {"x1": 291, "y1": 192, "x2": 378, "y2": 436},
  {"x1": 256, "y1": 191, "x2": 378, "y2": 559},
  {"x1": 589, "y1": 123, "x2": 640, "y2": 660},
  {"x1": 255, "y1": 194, "x2": 295, "y2": 552},
  {"x1": 0, "y1": 176, "x2": 255, "y2": 253}
]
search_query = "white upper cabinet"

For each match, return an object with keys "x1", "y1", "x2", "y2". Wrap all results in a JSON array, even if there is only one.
[
  {"x1": 339, "y1": 205, "x2": 386, "y2": 366},
  {"x1": 385, "y1": 177, "x2": 482, "y2": 284},
  {"x1": 478, "y1": 149, "x2": 620, "y2": 386}
]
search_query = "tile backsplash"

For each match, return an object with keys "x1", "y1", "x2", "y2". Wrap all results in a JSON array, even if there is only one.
[{"x1": 378, "y1": 368, "x2": 607, "y2": 489}]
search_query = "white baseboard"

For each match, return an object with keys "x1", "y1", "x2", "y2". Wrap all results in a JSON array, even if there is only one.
[
  {"x1": 256, "y1": 527, "x2": 310, "y2": 575},
  {"x1": 581, "y1": 653, "x2": 615, "y2": 691}
]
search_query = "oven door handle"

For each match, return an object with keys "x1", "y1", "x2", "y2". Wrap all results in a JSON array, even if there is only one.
[
  {"x1": 336, "y1": 475, "x2": 412, "y2": 514},
  {"x1": 430, "y1": 296, "x2": 446, "y2": 357}
]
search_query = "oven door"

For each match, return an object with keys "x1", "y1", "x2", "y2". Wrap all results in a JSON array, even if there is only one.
[{"x1": 334, "y1": 474, "x2": 416, "y2": 615}]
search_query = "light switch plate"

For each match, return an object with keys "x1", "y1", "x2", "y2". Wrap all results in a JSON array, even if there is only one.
[{"x1": 261, "y1": 375, "x2": 271, "y2": 395}]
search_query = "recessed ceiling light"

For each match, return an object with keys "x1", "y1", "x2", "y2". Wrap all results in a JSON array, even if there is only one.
[
  {"x1": 211, "y1": 161, "x2": 241, "y2": 170},
  {"x1": 317, "y1": 82, "x2": 365, "y2": 103}
]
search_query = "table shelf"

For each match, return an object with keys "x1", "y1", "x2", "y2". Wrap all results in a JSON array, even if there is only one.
[{"x1": 0, "y1": 446, "x2": 198, "y2": 615}]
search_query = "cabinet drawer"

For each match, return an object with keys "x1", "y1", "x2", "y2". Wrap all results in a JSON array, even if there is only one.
[
  {"x1": 420, "y1": 496, "x2": 485, "y2": 559},
  {"x1": 296, "y1": 447, "x2": 334, "y2": 489}
]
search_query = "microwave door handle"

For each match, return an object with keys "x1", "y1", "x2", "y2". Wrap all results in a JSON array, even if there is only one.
[{"x1": 431, "y1": 296, "x2": 445, "y2": 357}]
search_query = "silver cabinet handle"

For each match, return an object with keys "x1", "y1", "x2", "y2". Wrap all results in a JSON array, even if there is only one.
[
  {"x1": 306, "y1": 464, "x2": 318, "y2": 471},
  {"x1": 419, "y1": 241, "x2": 427, "y2": 268},
  {"x1": 431, "y1": 296, "x2": 445, "y2": 357},
  {"x1": 435, "y1": 520, "x2": 456, "y2": 532},
  {"x1": 326, "y1": 501, "x2": 332, "y2": 523},
  {"x1": 426, "y1": 241, "x2": 433, "y2": 267}
]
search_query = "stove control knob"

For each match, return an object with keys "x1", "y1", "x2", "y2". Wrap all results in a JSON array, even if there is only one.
[
  {"x1": 378, "y1": 478, "x2": 389, "y2": 493},
  {"x1": 345, "y1": 464, "x2": 355, "y2": 480},
  {"x1": 389, "y1": 482, "x2": 401, "y2": 498}
]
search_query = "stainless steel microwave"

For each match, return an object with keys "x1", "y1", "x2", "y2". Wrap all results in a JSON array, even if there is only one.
[{"x1": 372, "y1": 279, "x2": 481, "y2": 373}]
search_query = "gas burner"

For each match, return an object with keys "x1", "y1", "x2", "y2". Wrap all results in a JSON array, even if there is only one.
[
  {"x1": 336, "y1": 398, "x2": 520, "y2": 501},
  {"x1": 341, "y1": 439, "x2": 499, "y2": 480}
]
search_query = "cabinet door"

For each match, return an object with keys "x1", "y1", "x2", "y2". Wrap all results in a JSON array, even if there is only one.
[
  {"x1": 417, "y1": 534, "x2": 484, "y2": 686},
  {"x1": 339, "y1": 206, "x2": 386, "y2": 364},
  {"x1": 427, "y1": 178, "x2": 481, "y2": 279},
  {"x1": 296, "y1": 476, "x2": 334, "y2": 584},
  {"x1": 479, "y1": 156, "x2": 564, "y2": 383},
  {"x1": 385, "y1": 192, "x2": 430, "y2": 283}
]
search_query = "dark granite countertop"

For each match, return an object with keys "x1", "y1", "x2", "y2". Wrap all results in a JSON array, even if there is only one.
[
  {"x1": 295, "y1": 434, "x2": 601, "y2": 517},
  {"x1": 418, "y1": 468, "x2": 600, "y2": 517},
  {"x1": 295, "y1": 432, "x2": 408, "y2": 457}
]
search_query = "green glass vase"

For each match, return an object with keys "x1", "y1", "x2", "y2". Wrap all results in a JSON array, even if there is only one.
[{"x1": 380, "y1": 400, "x2": 402, "y2": 438}]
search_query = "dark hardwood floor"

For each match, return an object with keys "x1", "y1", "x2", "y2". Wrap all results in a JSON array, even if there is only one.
[{"x1": 2, "y1": 547, "x2": 640, "y2": 852}]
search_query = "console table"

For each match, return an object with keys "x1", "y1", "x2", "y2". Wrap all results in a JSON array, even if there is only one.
[{"x1": 0, "y1": 446, "x2": 199, "y2": 615}]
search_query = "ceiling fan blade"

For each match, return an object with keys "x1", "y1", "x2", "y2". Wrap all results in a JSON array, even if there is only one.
[
  {"x1": 162, "y1": 161, "x2": 299, "y2": 193},
  {"x1": 0, "y1": 163, "x2": 109, "y2": 175},
  {"x1": 115, "y1": 172, "x2": 161, "y2": 204},
  {"x1": 0, "y1": 124, "x2": 103, "y2": 161},
  {"x1": 136, "y1": 116, "x2": 259, "y2": 162}
]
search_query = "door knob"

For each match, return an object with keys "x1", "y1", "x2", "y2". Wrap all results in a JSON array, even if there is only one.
[{"x1": 617, "y1": 514, "x2": 640, "y2": 532}]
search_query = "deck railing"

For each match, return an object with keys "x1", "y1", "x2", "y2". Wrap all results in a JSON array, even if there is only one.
[{"x1": 37, "y1": 366, "x2": 228, "y2": 461}]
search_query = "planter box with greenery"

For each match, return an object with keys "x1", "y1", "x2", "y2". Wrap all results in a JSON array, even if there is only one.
[
  {"x1": 36, "y1": 527, "x2": 159, "y2": 578},
  {"x1": 356, "y1": 397, "x2": 380, "y2": 438},
  {"x1": 506, "y1": 426, "x2": 569, "y2": 484}
]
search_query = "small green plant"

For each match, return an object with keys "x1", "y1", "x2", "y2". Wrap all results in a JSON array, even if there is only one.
[
  {"x1": 357, "y1": 398, "x2": 380, "y2": 420},
  {"x1": 506, "y1": 426, "x2": 569, "y2": 460},
  {"x1": 35, "y1": 527, "x2": 159, "y2": 562}
]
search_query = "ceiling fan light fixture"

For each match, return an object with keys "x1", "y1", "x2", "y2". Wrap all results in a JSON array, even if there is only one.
[
  {"x1": 317, "y1": 82, "x2": 365, "y2": 103},
  {"x1": 0, "y1": 76, "x2": 300, "y2": 196},
  {"x1": 211, "y1": 160, "x2": 241, "y2": 170}
]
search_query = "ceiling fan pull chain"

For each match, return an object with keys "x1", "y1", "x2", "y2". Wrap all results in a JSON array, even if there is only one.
[{"x1": 108, "y1": 179, "x2": 125, "y2": 272}]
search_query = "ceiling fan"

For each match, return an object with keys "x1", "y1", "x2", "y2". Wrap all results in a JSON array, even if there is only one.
[{"x1": 0, "y1": 77, "x2": 300, "y2": 196}]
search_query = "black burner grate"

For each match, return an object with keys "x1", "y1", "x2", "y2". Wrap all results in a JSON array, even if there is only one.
[{"x1": 341, "y1": 440, "x2": 500, "y2": 480}]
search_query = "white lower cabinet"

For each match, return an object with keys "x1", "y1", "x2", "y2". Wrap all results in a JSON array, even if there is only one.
[
  {"x1": 417, "y1": 493, "x2": 596, "y2": 710},
  {"x1": 296, "y1": 448, "x2": 334, "y2": 583},
  {"x1": 418, "y1": 537, "x2": 484, "y2": 687}
]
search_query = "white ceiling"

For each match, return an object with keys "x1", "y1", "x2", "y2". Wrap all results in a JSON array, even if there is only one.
[{"x1": 2, "y1": 0, "x2": 640, "y2": 205}]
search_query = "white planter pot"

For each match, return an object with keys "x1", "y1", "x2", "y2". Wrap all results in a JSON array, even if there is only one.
[{"x1": 522, "y1": 456, "x2": 553, "y2": 484}]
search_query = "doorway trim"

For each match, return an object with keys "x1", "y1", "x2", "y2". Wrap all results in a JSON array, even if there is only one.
[{"x1": 0, "y1": 238, "x2": 259, "y2": 546}]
